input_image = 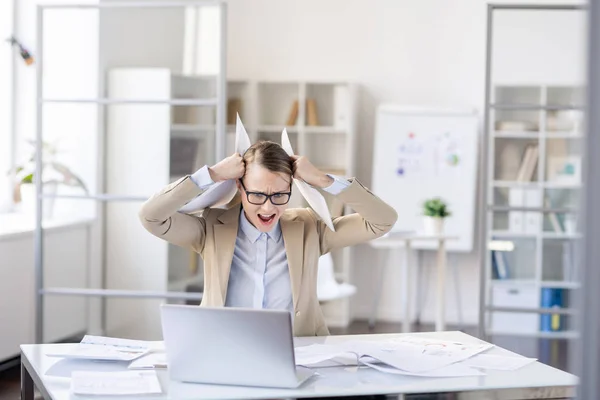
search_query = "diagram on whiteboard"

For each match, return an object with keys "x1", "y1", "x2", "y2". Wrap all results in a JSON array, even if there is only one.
[
  {"x1": 434, "y1": 131, "x2": 462, "y2": 177},
  {"x1": 396, "y1": 131, "x2": 462, "y2": 177},
  {"x1": 396, "y1": 132, "x2": 425, "y2": 176}
]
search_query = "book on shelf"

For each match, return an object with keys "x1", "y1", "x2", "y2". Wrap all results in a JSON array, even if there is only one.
[
  {"x1": 540, "y1": 288, "x2": 564, "y2": 332},
  {"x1": 286, "y1": 100, "x2": 299, "y2": 125},
  {"x1": 491, "y1": 249, "x2": 510, "y2": 280},
  {"x1": 495, "y1": 120, "x2": 538, "y2": 132},
  {"x1": 516, "y1": 144, "x2": 538, "y2": 182},
  {"x1": 306, "y1": 98, "x2": 319, "y2": 126},
  {"x1": 544, "y1": 197, "x2": 564, "y2": 233},
  {"x1": 227, "y1": 98, "x2": 242, "y2": 125}
]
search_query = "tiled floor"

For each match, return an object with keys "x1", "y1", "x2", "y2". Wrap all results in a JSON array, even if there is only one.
[{"x1": 0, "y1": 320, "x2": 572, "y2": 399}]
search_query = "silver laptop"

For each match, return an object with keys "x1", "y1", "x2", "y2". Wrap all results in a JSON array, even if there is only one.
[{"x1": 160, "y1": 304, "x2": 315, "y2": 389}]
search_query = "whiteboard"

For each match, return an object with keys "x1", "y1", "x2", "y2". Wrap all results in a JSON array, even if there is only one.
[{"x1": 371, "y1": 105, "x2": 479, "y2": 252}]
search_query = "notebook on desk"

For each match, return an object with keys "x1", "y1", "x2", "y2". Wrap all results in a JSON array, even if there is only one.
[{"x1": 160, "y1": 304, "x2": 315, "y2": 389}]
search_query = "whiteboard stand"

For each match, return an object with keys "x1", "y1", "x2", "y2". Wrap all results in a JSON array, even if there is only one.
[{"x1": 368, "y1": 233, "x2": 459, "y2": 332}]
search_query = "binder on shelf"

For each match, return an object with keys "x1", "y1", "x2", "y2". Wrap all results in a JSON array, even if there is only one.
[
  {"x1": 508, "y1": 189, "x2": 525, "y2": 232},
  {"x1": 540, "y1": 288, "x2": 564, "y2": 332},
  {"x1": 524, "y1": 189, "x2": 541, "y2": 234},
  {"x1": 333, "y1": 84, "x2": 349, "y2": 130}
]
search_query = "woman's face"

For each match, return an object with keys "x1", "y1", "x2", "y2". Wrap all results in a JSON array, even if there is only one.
[{"x1": 236, "y1": 163, "x2": 292, "y2": 232}]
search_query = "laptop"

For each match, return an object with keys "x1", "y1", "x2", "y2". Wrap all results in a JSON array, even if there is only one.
[{"x1": 160, "y1": 304, "x2": 315, "y2": 389}]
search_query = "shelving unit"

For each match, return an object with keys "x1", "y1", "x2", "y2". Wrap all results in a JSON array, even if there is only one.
[
  {"x1": 482, "y1": 82, "x2": 584, "y2": 339},
  {"x1": 224, "y1": 80, "x2": 358, "y2": 327},
  {"x1": 33, "y1": 1, "x2": 227, "y2": 342},
  {"x1": 478, "y1": 4, "x2": 587, "y2": 342},
  {"x1": 102, "y1": 76, "x2": 357, "y2": 329}
]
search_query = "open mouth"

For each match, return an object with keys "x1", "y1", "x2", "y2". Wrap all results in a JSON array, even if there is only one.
[{"x1": 258, "y1": 214, "x2": 275, "y2": 225}]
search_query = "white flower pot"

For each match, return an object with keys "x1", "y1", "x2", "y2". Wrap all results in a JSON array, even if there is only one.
[{"x1": 423, "y1": 216, "x2": 444, "y2": 235}]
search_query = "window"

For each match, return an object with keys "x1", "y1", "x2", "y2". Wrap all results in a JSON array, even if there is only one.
[{"x1": 0, "y1": 0, "x2": 14, "y2": 213}]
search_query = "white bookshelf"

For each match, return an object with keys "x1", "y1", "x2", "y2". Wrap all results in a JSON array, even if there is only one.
[
  {"x1": 484, "y1": 84, "x2": 584, "y2": 338},
  {"x1": 106, "y1": 70, "x2": 358, "y2": 330},
  {"x1": 225, "y1": 80, "x2": 358, "y2": 327}
]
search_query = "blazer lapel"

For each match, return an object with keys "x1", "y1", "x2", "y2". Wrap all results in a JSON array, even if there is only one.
[
  {"x1": 214, "y1": 205, "x2": 241, "y2": 305},
  {"x1": 280, "y1": 214, "x2": 304, "y2": 311}
]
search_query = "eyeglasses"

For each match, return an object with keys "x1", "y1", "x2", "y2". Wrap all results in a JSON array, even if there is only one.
[{"x1": 239, "y1": 179, "x2": 292, "y2": 205}]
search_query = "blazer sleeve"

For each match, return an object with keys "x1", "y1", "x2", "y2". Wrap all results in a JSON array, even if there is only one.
[
  {"x1": 310, "y1": 178, "x2": 398, "y2": 255},
  {"x1": 138, "y1": 176, "x2": 209, "y2": 253}
]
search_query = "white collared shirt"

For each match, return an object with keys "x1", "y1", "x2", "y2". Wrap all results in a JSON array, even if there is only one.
[{"x1": 190, "y1": 165, "x2": 349, "y2": 311}]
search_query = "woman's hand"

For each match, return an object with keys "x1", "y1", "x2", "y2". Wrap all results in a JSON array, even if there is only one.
[
  {"x1": 209, "y1": 153, "x2": 245, "y2": 182},
  {"x1": 291, "y1": 155, "x2": 334, "y2": 188}
]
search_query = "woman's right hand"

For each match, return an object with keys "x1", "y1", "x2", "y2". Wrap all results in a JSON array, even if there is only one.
[{"x1": 208, "y1": 153, "x2": 245, "y2": 182}]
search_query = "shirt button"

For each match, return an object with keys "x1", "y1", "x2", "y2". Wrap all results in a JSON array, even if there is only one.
[{"x1": 295, "y1": 311, "x2": 301, "y2": 317}]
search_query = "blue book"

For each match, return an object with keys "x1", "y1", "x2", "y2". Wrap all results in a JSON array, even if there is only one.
[{"x1": 540, "y1": 288, "x2": 564, "y2": 332}]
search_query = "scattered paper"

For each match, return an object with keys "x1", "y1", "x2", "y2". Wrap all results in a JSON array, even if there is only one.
[
  {"x1": 179, "y1": 114, "x2": 250, "y2": 213},
  {"x1": 294, "y1": 336, "x2": 494, "y2": 375},
  {"x1": 460, "y1": 353, "x2": 537, "y2": 371},
  {"x1": 46, "y1": 335, "x2": 152, "y2": 361},
  {"x1": 281, "y1": 129, "x2": 335, "y2": 231},
  {"x1": 45, "y1": 358, "x2": 130, "y2": 378},
  {"x1": 380, "y1": 336, "x2": 493, "y2": 357},
  {"x1": 128, "y1": 353, "x2": 168, "y2": 370},
  {"x1": 362, "y1": 360, "x2": 485, "y2": 377},
  {"x1": 71, "y1": 371, "x2": 162, "y2": 396},
  {"x1": 295, "y1": 344, "x2": 359, "y2": 367}
]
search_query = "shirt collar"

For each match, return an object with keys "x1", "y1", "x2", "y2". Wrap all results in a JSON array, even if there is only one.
[{"x1": 239, "y1": 210, "x2": 282, "y2": 243}]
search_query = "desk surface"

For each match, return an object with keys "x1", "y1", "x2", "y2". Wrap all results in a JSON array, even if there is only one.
[{"x1": 21, "y1": 331, "x2": 577, "y2": 400}]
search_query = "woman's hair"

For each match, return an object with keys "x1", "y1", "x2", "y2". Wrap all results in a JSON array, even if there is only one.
[{"x1": 242, "y1": 140, "x2": 293, "y2": 177}]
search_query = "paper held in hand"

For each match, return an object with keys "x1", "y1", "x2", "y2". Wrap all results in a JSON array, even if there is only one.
[{"x1": 178, "y1": 115, "x2": 335, "y2": 231}]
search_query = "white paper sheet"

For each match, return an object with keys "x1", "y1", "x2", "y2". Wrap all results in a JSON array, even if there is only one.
[
  {"x1": 295, "y1": 344, "x2": 358, "y2": 366},
  {"x1": 71, "y1": 371, "x2": 162, "y2": 396},
  {"x1": 362, "y1": 360, "x2": 485, "y2": 377},
  {"x1": 128, "y1": 353, "x2": 168, "y2": 370},
  {"x1": 460, "y1": 353, "x2": 537, "y2": 370},
  {"x1": 177, "y1": 117, "x2": 336, "y2": 232},
  {"x1": 179, "y1": 114, "x2": 250, "y2": 213},
  {"x1": 295, "y1": 337, "x2": 493, "y2": 374},
  {"x1": 45, "y1": 358, "x2": 130, "y2": 378},
  {"x1": 46, "y1": 335, "x2": 152, "y2": 361},
  {"x1": 380, "y1": 336, "x2": 493, "y2": 358},
  {"x1": 281, "y1": 129, "x2": 335, "y2": 231}
]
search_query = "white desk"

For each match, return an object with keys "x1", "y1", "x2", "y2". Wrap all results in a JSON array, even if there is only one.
[
  {"x1": 369, "y1": 233, "x2": 458, "y2": 332},
  {"x1": 20, "y1": 331, "x2": 576, "y2": 400}
]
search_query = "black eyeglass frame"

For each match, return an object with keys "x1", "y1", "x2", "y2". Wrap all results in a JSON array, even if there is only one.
[{"x1": 239, "y1": 179, "x2": 293, "y2": 205}]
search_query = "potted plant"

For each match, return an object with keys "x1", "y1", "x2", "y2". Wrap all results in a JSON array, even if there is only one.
[
  {"x1": 422, "y1": 197, "x2": 450, "y2": 235},
  {"x1": 9, "y1": 140, "x2": 88, "y2": 216}
]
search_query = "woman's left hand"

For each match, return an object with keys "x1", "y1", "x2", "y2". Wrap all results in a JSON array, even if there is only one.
[{"x1": 291, "y1": 155, "x2": 334, "y2": 188}]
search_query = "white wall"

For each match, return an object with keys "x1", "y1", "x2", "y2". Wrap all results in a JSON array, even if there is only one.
[
  {"x1": 224, "y1": 0, "x2": 586, "y2": 326},
  {"x1": 99, "y1": 1, "x2": 185, "y2": 71}
]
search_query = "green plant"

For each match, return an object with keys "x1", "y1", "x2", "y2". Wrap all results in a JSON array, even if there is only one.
[
  {"x1": 423, "y1": 197, "x2": 450, "y2": 218},
  {"x1": 8, "y1": 139, "x2": 88, "y2": 200}
]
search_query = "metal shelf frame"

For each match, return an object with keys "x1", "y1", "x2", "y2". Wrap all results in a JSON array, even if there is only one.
[
  {"x1": 33, "y1": 0, "x2": 228, "y2": 344},
  {"x1": 477, "y1": 3, "x2": 587, "y2": 342}
]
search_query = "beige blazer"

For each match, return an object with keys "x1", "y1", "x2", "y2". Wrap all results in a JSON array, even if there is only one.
[{"x1": 138, "y1": 175, "x2": 398, "y2": 337}]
